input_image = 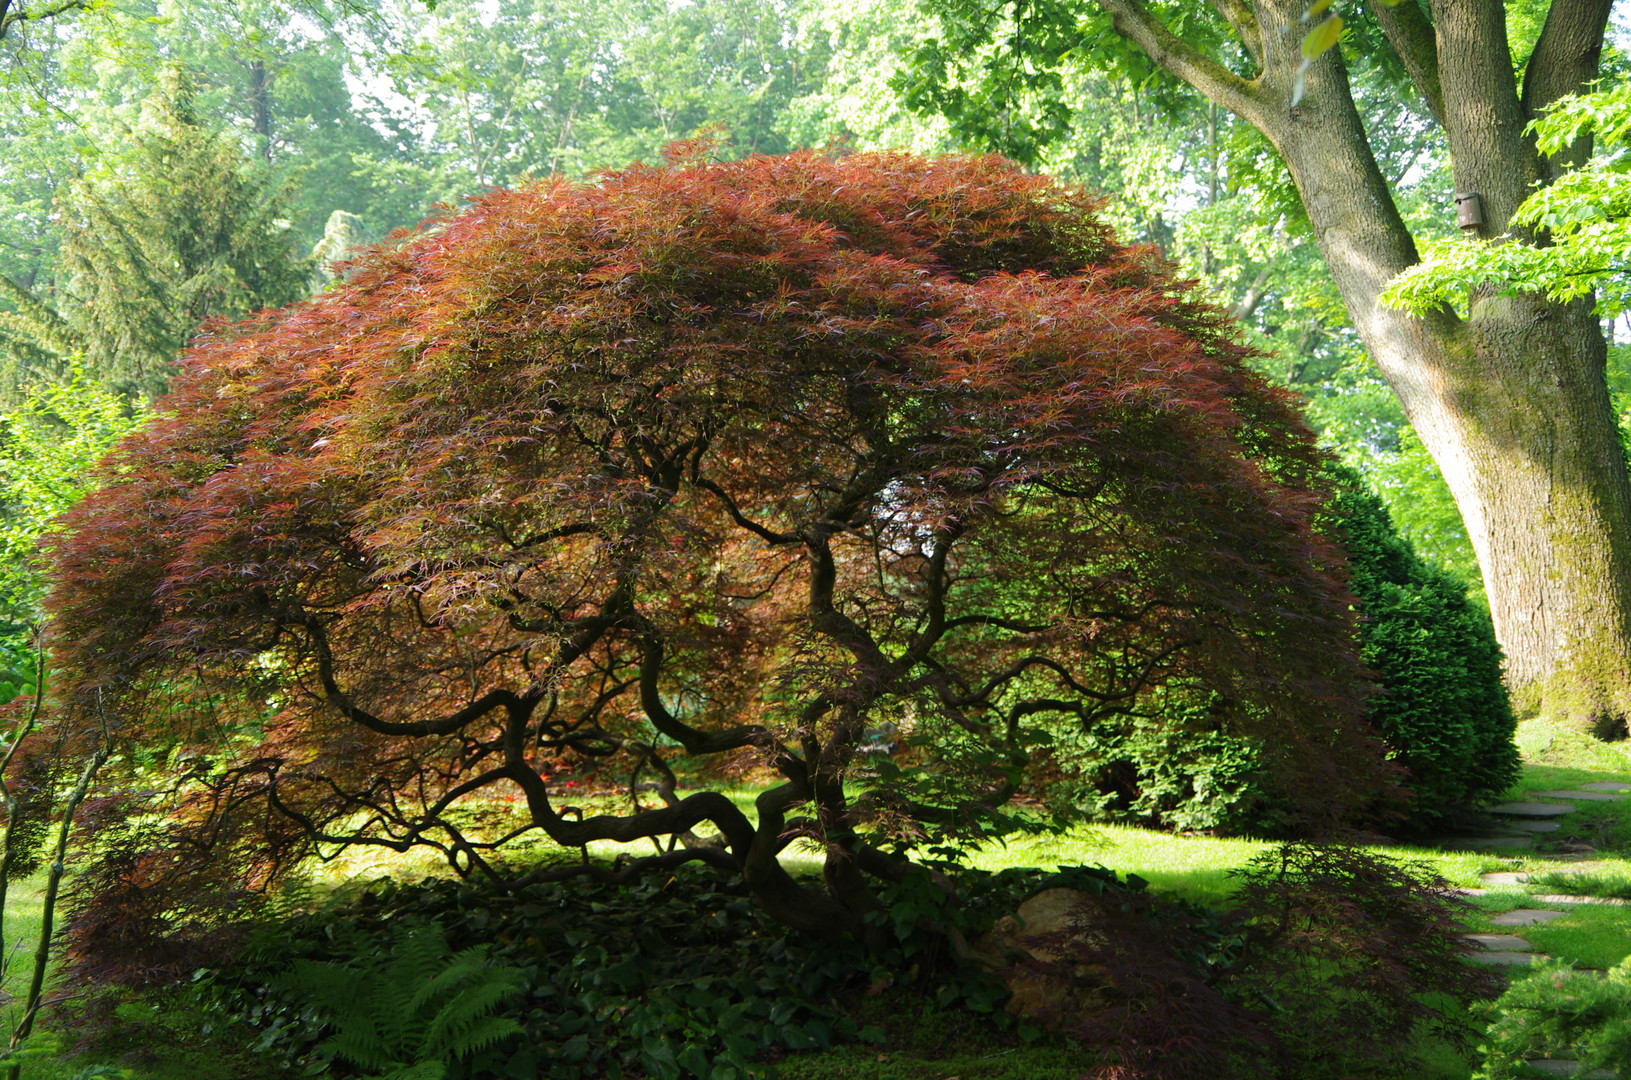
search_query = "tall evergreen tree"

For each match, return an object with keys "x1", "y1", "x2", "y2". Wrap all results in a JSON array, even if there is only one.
[{"x1": 1, "y1": 66, "x2": 309, "y2": 398}]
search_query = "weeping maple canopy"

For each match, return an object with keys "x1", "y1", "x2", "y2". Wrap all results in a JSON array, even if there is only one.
[{"x1": 46, "y1": 150, "x2": 1389, "y2": 951}]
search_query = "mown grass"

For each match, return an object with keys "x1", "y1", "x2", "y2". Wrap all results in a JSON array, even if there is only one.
[{"x1": 18, "y1": 726, "x2": 1631, "y2": 1080}]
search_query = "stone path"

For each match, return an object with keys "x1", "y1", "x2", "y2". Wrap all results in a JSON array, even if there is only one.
[{"x1": 1448, "y1": 786, "x2": 1629, "y2": 1077}]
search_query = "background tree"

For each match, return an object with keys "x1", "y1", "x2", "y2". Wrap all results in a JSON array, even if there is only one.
[
  {"x1": 1, "y1": 68, "x2": 309, "y2": 397},
  {"x1": 900, "y1": 0, "x2": 1631, "y2": 733},
  {"x1": 44, "y1": 152, "x2": 1393, "y2": 970},
  {"x1": 0, "y1": 370, "x2": 142, "y2": 651}
]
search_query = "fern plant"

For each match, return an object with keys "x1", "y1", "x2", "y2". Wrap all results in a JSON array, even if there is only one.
[{"x1": 272, "y1": 922, "x2": 523, "y2": 1080}]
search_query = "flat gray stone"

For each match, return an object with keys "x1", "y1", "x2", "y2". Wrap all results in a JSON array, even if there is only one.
[
  {"x1": 1488, "y1": 802, "x2": 1577, "y2": 817},
  {"x1": 1481, "y1": 872, "x2": 1527, "y2": 887},
  {"x1": 1441, "y1": 835, "x2": 1533, "y2": 849},
  {"x1": 1507, "y1": 820, "x2": 1564, "y2": 833},
  {"x1": 1467, "y1": 933, "x2": 1535, "y2": 950},
  {"x1": 1530, "y1": 790, "x2": 1625, "y2": 802},
  {"x1": 1579, "y1": 782, "x2": 1631, "y2": 792},
  {"x1": 1519, "y1": 1060, "x2": 1616, "y2": 1078},
  {"x1": 1529, "y1": 893, "x2": 1631, "y2": 907},
  {"x1": 1472, "y1": 951, "x2": 1546, "y2": 966},
  {"x1": 1492, "y1": 908, "x2": 1570, "y2": 926}
]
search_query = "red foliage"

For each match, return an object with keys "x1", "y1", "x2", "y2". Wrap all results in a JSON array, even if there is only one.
[{"x1": 43, "y1": 151, "x2": 1393, "y2": 980}]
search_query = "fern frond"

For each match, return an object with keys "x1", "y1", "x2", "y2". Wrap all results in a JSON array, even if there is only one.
[
  {"x1": 276, "y1": 957, "x2": 370, "y2": 1014},
  {"x1": 274, "y1": 920, "x2": 523, "y2": 1077},
  {"x1": 371, "y1": 1061, "x2": 447, "y2": 1080},
  {"x1": 318, "y1": 1020, "x2": 393, "y2": 1072},
  {"x1": 419, "y1": 974, "x2": 524, "y2": 1054},
  {"x1": 445, "y1": 1015, "x2": 524, "y2": 1058},
  {"x1": 394, "y1": 925, "x2": 454, "y2": 988},
  {"x1": 407, "y1": 950, "x2": 492, "y2": 1017}
]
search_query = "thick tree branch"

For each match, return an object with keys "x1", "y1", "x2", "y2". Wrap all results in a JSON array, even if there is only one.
[
  {"x1": 693, "y1": 477, "x2": 799, "y2": 545},
  {"x1": 1521, "y1": 0, "x2": 1614, "y2": 172},
  {"x1": 1209, "y1": 0, "x2": 1263, "y2": 69},
  {"x1": 1095, "y1": 0, "x2": 1266, "y2": 123},
  {"x1": 636, "y1": 636, "x2": 769, "y2": 754},
  {"x1": 512, "y1": 846, "x2": 737, "y2": 888},
  {"x1": 0, "y1": 0, "x2": 91, "y2": 40},
  {"x1": 304, "y1": 589, "x2": 619, "y2": 735},
  {"x1": 1232, "y1": 263, "x2": 1274, "y2": 321},
  {"x1": 1368, "y1": 0, "x2": 1444, "y2": 129}
]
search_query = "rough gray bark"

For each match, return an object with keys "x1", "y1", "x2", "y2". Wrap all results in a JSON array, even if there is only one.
[{"x1": 1097, "y1": 0, "x2": 1631, "y2": 734}]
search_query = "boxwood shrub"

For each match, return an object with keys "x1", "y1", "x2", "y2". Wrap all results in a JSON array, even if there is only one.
[
  {"x1": 1064, "y1": 467, "x2": 1517, "y2": 835},
  {"x1": 1327, "y1": 465, "x2": 1518, "y2": 830}
]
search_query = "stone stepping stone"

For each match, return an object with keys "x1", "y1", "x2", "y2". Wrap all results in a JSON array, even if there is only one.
[
  {"x1": 1492, "y1": 908, "x2": 1571, "y2": 926},
  {"x1": 1519, "y1": 1060, "x2": 1617, "y2": 1078},
  {"x1": 1530, "y1": 790, "x2": 1626, "y2": 802},
  {"x1": 1467, "y1": 933, "x2": 1535, "y2": 950},
  {"x1": 1481, "y1": 872, "x2": 1528, "y2": 887},
  {"x1": 1442, "y1": 835, "x2": 1533, "y2": 849},
  {"x1": 1529, "y1": 893, "x2": 1631, "y2": 907},
  {"x1": 1489, "y1": 802, "x2": 1577, "y2": 817},
  {"x1": 1508, "y1": 820, "x2": 1564, "y2": 833},
  {"x1": 1580, "y1": 782, "x2": 1631, "y2": 792}
]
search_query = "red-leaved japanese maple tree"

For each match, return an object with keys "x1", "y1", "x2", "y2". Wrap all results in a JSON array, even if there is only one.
[{"x1": 44, "y1": 150, "x2": 1390, "y2": 962}]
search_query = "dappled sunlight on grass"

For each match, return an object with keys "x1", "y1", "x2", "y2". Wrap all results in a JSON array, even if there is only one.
[
  {"x1": 965, "y1": 823, "x2": 1268, "y2": 905},
  {"x1": 965, "y1": 825, "x2": 1504, "y2": 905},
  {"x1": 1513, "y1": 718, "x2": 1631, "y2": 774},
  {"x1": 1518, "y1": 904, "x2": 1631, "y2": 969}
]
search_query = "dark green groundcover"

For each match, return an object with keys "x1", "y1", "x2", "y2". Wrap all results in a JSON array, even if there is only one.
[
  {"x1": 201, "y1": 862, "x2": 1139, "y2": 1080},
  {"x1": 173, "y1": 840, "x2": 1494, "y2": 1080}
]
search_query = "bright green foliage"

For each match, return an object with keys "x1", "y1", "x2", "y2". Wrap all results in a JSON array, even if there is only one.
[
  {"x1": 1477, "y1": 957, "x2": 1631, "y2": 1079},
  {"x1": 271, "y1": 923, "x2": 524, "y2": 1080},
  {"x1": 1043, "y1": 695, "x2": 1292, "y2": 836},
  {"x1": 1, "y1": 68, "x2": 309, "y2": 397},
  {"x1": 1351, "y1": 426, "x2": 1483, "y2": 599},
  {"x1": 1384, "y1": 80, "x2": 1631, "y2": 318},
  {"x1": 1326, "y1": 467, "x2": 1518, "y2": 829},
  {"x1": 0, "y1": 368, "x2": 144, "y2": 648}
]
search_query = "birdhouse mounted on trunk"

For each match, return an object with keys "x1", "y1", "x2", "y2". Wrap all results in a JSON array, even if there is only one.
[{"x1": 1454, "y1": 192, "x2": 1485, "y2": 230}]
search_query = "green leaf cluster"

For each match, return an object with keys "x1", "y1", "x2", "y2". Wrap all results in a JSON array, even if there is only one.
[
  {"x1": 1477, "y1": 957, "x2": 1631, "y2": 1079},
  {"x1": 1383, "y1": 80, "x2": 1631, "y2": 317},
  {"x1": 218, "y1": 867, "x2": 879, "y2": 1080},
  {"x1": 209, "y1": 863, "x2": 1143, "y2": 1079},
  {"x1": 0, "y1": 367, "x2": 144, "y2": 647}
]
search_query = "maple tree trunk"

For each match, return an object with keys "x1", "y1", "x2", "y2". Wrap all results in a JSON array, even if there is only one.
[{"x1": 1098, "y1": 0, "x2": 1631, "y2": 734}]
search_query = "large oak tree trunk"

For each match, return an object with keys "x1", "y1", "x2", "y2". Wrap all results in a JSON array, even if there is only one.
[{"x1": 1098, "y1": 0, "x2": 1631, "y2": 733}]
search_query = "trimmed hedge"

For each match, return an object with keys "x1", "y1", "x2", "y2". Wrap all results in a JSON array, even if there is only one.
[
  {"x1": 1327, "y1": 465, "x2": 1519, "y2": 829},
  {"x1": 1066, "y1": 467, "x2": 1517, "y2": 835}
]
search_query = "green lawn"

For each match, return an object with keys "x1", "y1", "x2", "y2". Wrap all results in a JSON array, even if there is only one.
[{"x1": 17, "y1": 718, "x2": 1631, "y2": 1079}]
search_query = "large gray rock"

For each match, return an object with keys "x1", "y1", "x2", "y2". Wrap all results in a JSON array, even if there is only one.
[{"x1": 974, "y1": 888, "x2": 1114, "y2": 1025}]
